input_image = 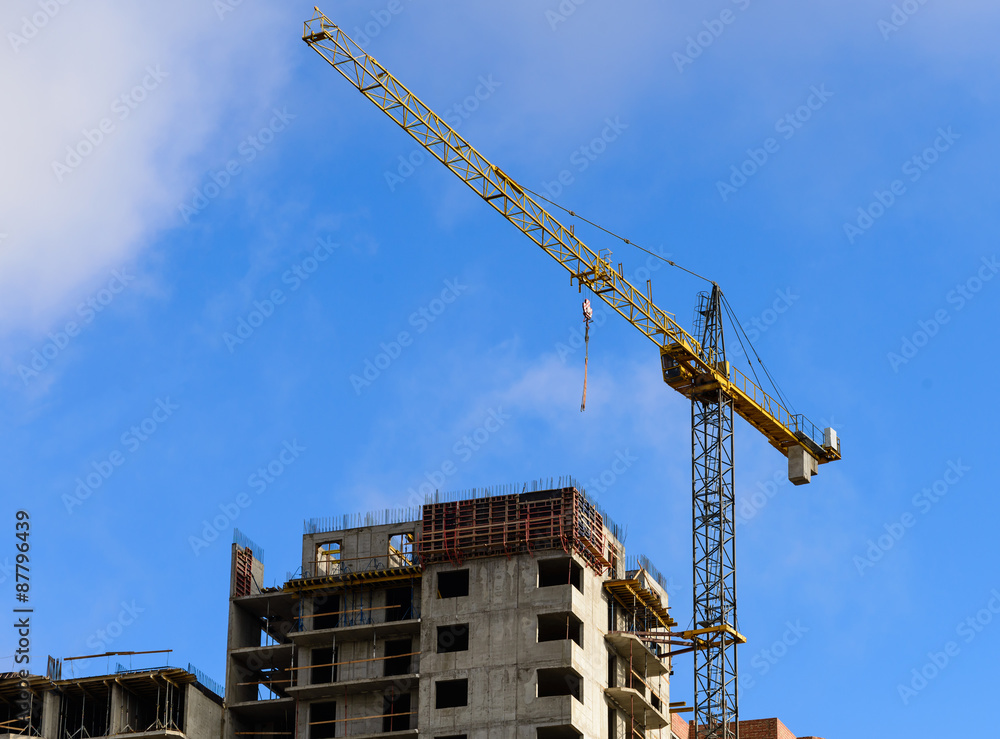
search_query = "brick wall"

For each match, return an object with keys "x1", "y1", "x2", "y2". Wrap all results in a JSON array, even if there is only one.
[
  {"x1": 737, "y1": 718, "x2": 782, "y2": 739},
  {"x1": 671, "y1": 712, "x2": 689, "y2": 739},
  {"x1": 671, "y1": 715, "x2": 823, "y2": 739}
]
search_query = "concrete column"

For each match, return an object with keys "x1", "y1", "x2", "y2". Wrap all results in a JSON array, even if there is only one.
[
  {"x1": 41, "y1": 691, "x2": 60, "y2": 739},
  {"x1": 110, "y1": 683, "x2": 124, "y2": 735}
]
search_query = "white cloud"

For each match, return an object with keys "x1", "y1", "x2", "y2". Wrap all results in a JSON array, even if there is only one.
[
  {"x1": 0, "y1": 0, "x2": 291, "y2": 336},
  {"x1": 4, "y1": 0, "x2": 994, "y2": 346}
]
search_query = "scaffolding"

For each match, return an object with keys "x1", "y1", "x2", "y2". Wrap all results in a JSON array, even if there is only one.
[
  {"x1": 0, "y1": 674, "x2": 49, "y2": 737},
  {"x1": 50, "y1": 668, "x2": 193, "y2": 739},
  {"x1": 605, "y1": 567, "x2": 677, "y2": 738},
  {"x1": 418, "y1": 486, "x2": 612, "y2": 572},
  {"x1": 291, "y1": 580, "x2": 422, "y2": 632},
  {"x1": 606, "y1": 571, "x2": 676, "y2": 635}
]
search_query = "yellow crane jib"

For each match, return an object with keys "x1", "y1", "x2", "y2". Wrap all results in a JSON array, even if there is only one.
[{"x1": 302, "y1": 8, "x2": 840, "y2": 485}]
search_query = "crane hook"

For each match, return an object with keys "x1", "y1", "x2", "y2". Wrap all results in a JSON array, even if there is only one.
[{"x1": 581, "y1": 299, "x2": 593, "y2": 412}]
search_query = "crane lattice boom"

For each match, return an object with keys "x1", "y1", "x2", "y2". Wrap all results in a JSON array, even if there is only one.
[
  {"x1": 303, "y1": 9, "x2": 843, "y2": 739},
  {"x1": 302, "y1": 10, "x2": 839, "y2": 479}
]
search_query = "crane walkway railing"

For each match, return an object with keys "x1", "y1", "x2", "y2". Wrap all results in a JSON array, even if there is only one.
[{"x1": 302, "y1": 9, "x2": 841, "y2": 469}]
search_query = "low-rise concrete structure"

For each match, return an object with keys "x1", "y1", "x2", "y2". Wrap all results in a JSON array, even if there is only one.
[{"x1": 0, "y1": 667, "x2": 223, "y2": 739}]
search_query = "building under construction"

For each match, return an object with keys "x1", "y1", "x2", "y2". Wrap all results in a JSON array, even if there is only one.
[
  {"x1": 225, "y1": 483, "x2": 677, "y2": 739},
  {"x1": 3, "y1": 483, "x2": 825, "y2": 739},
  {"x1": 0, "y1": 664, "x2": 222, "y2": 739}
]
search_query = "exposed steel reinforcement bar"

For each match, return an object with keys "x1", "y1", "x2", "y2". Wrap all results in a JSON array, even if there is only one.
[{"x1": 418, "y1": 487, "x2": 610, "y2": 572}]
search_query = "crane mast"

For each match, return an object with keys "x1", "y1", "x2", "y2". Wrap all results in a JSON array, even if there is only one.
[
  {"x1": 691, "y1": 286, "x2": 737, "y2": 738},
  {"x1": 303, "y1": 10, "x2": 841, "y2": 738}
]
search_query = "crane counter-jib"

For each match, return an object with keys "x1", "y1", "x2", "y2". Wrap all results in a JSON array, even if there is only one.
[{"x1": 302, "y1": 9, "x2": 840, "y2": 483}]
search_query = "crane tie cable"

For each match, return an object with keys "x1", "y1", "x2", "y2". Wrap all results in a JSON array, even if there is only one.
[
  {"x1": 523, "y1": 186, "x2": 715, "y2": 285},
  {"x1": 520, "y1": 187, "x2": 798, "y2": 414},
  {"x1": 720, "y1": 294, "x2": 797, "y2": 415}
]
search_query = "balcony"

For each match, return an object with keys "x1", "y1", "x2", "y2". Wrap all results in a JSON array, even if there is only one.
[
  {"x1": 287, "y1": 645, "x2": 420, "y2": 700},
  {"x1": 228, "y1": 642, "x2": 295, "y2": 702},
  {"x1": 604, "y1": 632, "x2": 668, "y2": 677},
  {"x1": 605, "y1": 686, "x2": 668, "y2": 730},
  {"x1": 288, "y1": 554, "x2": 422, "y2": 592},
  {"x1": 289, "y1": 575, "x2": 422, "y2": 645},
  {"x1": 287, "y1": 672, "x2": 419, "y2": 701}
]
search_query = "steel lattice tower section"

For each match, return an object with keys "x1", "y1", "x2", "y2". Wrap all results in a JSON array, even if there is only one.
[{"x1": 691, "y1": 285, "x2": 738, "y2": 739}]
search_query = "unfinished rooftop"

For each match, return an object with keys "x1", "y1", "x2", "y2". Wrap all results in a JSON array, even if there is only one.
[
  {"x1": 0, "y1": 664, "x2": 223, "y2": 739},
  {"x1": 223, "y1": 481, "x2": 681, "y2": 738}
]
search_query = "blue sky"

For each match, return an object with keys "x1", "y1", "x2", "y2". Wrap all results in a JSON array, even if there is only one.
[{"x1": 2, "y1": 0, "x2": 999, "y2": 735}]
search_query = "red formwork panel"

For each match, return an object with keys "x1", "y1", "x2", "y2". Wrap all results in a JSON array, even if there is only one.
[{"x1": 417, "y1": 487, "x2": 610, "y2": 573}]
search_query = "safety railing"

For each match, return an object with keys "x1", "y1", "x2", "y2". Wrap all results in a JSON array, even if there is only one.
[
  {"x1": 299, "y1": 600, "x2": 421, "y2": 632},
  {"x1": 302, "y1": 553, "x2": 421, "y2": 579},
  {"x1": 728, "y1": 365, "x2": 831, "y2": 451}
]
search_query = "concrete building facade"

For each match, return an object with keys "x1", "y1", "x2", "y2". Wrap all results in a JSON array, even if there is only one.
[
  {"x1": 223, "y1": 485, "x2": 677, "y2": 739},
  {"x1": 1, "y1": 484, "x2": 826, "y2": 739}
]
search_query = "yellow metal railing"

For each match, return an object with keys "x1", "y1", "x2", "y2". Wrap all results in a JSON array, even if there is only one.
[{"x1": 303, "y1": 8, "x2": 841, "y2": 468}]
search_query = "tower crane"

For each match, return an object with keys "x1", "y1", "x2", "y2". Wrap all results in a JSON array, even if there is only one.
[{"x1": 302, "y1": 10, "x2": 841, "y2": 739}]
